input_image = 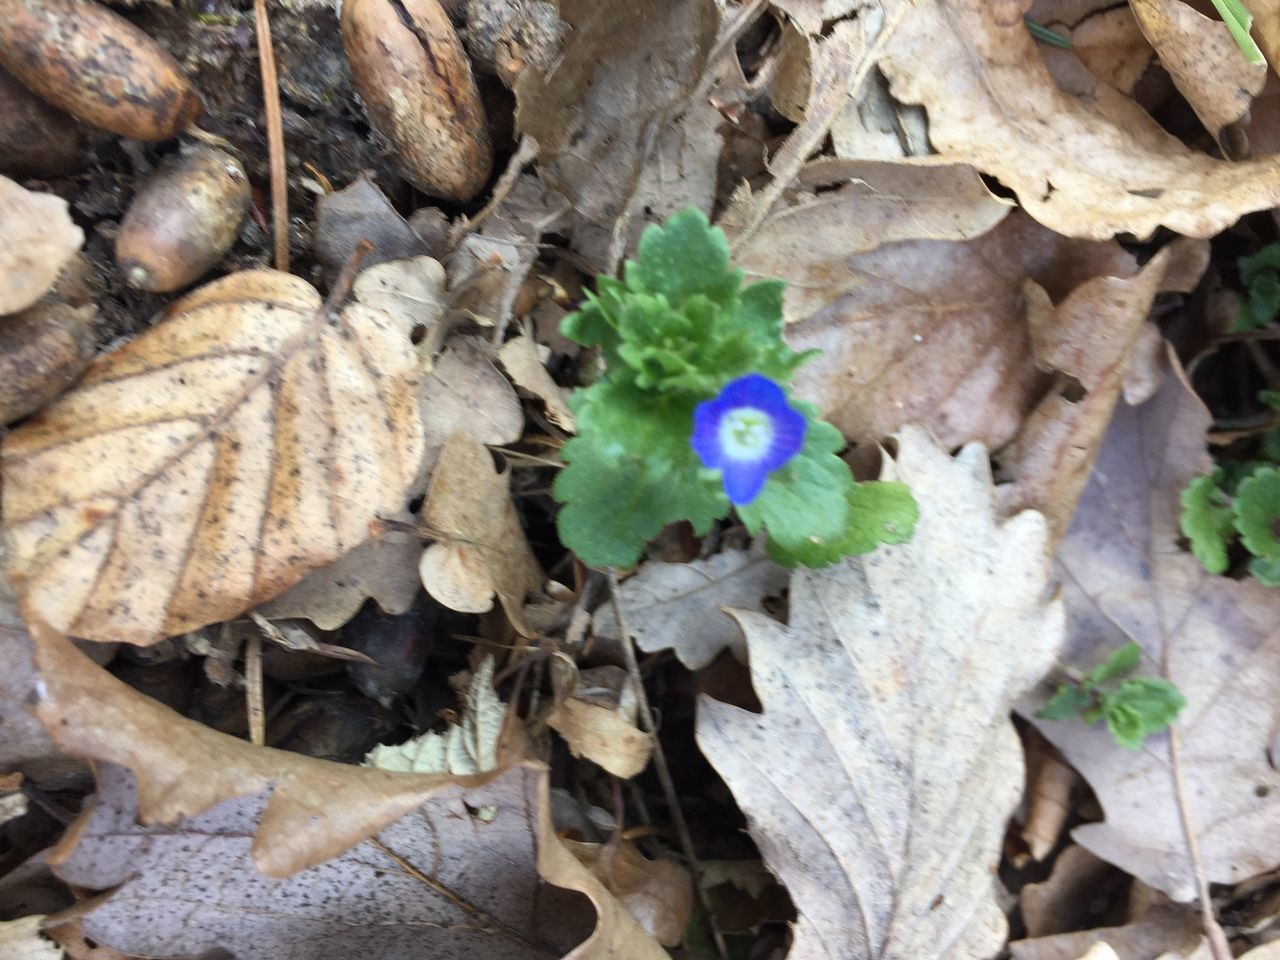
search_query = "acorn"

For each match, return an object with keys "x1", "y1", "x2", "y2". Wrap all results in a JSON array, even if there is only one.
[
  {"x1": 0, "y1": 299, "x2": 97, "y2": 425},
  {"x1": 116, "y1": 145, "x2": 250, "y2": 293},
  {"x1": 0, "y1": 0, "x2": 201, "y2": 141},
  {"x1": 340, "y1": 0, "x2": 493, "y2": 201},
  {"x1": 0, "y1": 63, "x2": 83, "y2": 178}
]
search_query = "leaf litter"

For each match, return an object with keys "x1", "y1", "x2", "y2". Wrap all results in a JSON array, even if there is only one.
[{"x1": 6, "y1": 0, "x2": 1280, "y2": 958}]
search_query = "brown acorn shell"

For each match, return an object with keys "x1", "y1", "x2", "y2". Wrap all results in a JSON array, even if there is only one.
[
  {"x1": 0, "y1": 0, "x2": 201, "y2": 142},
  {"x1": 116, "y1": 146, "x2": 251, "y2": 293},
  {"x1": 0, "y1": 300, "x2": 97, "y2": 425},
  {"x1": 0, "y1": 63, "x2": 83, "y2": 177},
  {"x1": 340, "y1": 0, "x2": 493, "y2": 201}
]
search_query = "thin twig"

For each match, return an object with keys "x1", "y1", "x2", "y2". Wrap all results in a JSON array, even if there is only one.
[
  {"x1": 1169, "y1": 726, "x2": 1231, "y2": 960},
  {"x1": 607, "y1": 568, "x2": 729, "y2": 960},
  {"x1": 448, "y1": 135, "x2": 541, "y2": 252},
  {"x1": 244, "y1": 631, "x2": 265, "y2": 746},
  {"x1": 252, "y1": 0, "x2": 289, "y2": 272}
]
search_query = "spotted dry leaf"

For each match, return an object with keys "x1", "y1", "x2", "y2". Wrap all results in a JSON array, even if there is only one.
[{"x1": 2, "y1": 270, "x2": 424, "y2": 645}]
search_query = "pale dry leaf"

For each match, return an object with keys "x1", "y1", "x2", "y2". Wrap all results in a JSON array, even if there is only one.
[
  {"x1": 768, "y1": 0, "x2": 864, "y2": 34},
  {"x1": 591, "y1": 546, "x2": 789, "y2": 670},
  {"x1": 365, "y1": 656, "x2": 504, "y2": 774},
  {"x1": 547, "y1": 664, "x2": 653, "y2": 779},
  {"x1": 1009, "y1": 904, "x2": 1202, "y2": 960},
  {"x1": 831, "y1": 68, "x2": 930, "y2": 161},
  {"x1": 1021, "y1": 737, "x2": 1081, "y2": 863},
  {"x1": 0, "y1": 916, "x2": 62, "y2": 960},
  {"x1": 770, "y1": 22, "x2": 810, "y2": 122},
  {"x1": 876, "y1": 0, "x2": 1280, "y2": 239},
  {"x1": 697, "y1": 426, "x2": 1064, "y2": 960},
  {"x1": 1026, "y1": 367, "x2": 1280, "y2": 900},
  {"x1": 352, "y1": 255, "x2": 446, "y2": 340},
  {"x1": 563, "y1": 839, "x2": 693, "y2": 947},
  {"x1": 1251, "y1": 0, "x2": 1280, "y2": 76},
  {"x1": 1130, "y1": 0, "x2": 1266, "y2": 137},
  {"x1": 420, "y1": 335, "x2": 523, "y2": 473},
  {"x1": 419, "y1": 432, "x2": 542, "y2": 633},
  {"x1": 2, "y1": 270, "x2": 425, "y2": 645},
  {"x1": 1073, "y1": 947, "x2": 1120, "y2": 960},
  {"x1": 1067, "y1": 7, "x2": 1152, "y2": 96},
  {"x1": 0, "y1": 772, "x2": 27, "y2": 825},
  {"x1": 25, "y1": 625, "x2": 671, "y2": 960},
  {"x1": 0, "y1": 176, "x2": 83, "y2": 316},
  {"x1": 253, "y1": 511, "x2": 423, "y2": 630},
  {"x1": 497, "y1": 331, "x2": 574, "y2": 430}
]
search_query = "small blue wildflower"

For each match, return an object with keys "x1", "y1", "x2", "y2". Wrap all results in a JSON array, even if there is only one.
[{"x1": 691, "y1": 373, "x2": 807, "y2": 506}]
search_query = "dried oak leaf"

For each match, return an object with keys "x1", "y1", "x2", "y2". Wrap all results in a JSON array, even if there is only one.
[
  {"x1": 875, "y1": 0, "x2": 1280, "y2": 239},
  {"x1": 546, "y1": 660, "x2": 653, "y2": 780},
  {"x1": 26, "y1": 624, "x2": 670, "y2": 960},
  {"x1": 697, "y1": 426, "x2": 1063, "y2": 960},
  {"x1": 0, "y1": 175, "x2": 83, "y2": 315},
  {"x1": 2, "y1": 270, "x2": 425, "y2": 645},
  {"x1": 592, "y1": 546, "x2": 789, "y2": 670},
  {"x1": 1026, "y1": 367, "x2": 1280, "y2": 901}
]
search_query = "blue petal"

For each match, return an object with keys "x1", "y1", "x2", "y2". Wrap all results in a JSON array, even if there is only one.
[
  {"x1": 691, "y1": 395, "x2": 727, "y2": 469},
  {"x1": 721, "y1": 460, "x2": 770, "y2": 505},
  {"x1": 760, "y1": 399, "x2": 807, "y2": 472}
]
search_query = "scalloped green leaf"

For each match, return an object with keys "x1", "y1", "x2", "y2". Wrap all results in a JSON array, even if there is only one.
[
  {"x1": 1233, "y1": 466, "x2": 1280, "y2": 561},
  {"x1": 1179, "y1": 473, "x2": 1234, "y2": 574}
]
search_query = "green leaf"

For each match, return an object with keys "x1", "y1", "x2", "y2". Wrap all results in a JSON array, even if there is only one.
[
  {"x1": 626, "y1": 207, "x2": 740, "y2": 306},
  {"x1": 1209, "y1": 0, "x2": 1266, "y2": 65},
  {"x1": 1239, "y1": 243, "x2": 1280, "y2": 285},
  {"x1": 1248, "y1": 554, "x2": 1280, "y2": 586},
  {"x1": 1102, "y1": 677, "x2": 1186, "y2": 749},
  {"x1": 1087, "y1": 640, "x2": 1142, "y2": 685},
  {"x1": 1233, "y1": 466, "x2": 1280, "y2": 561},
  {"x1": 1036, "y1": 683, "x2": 1092, "y2": 721},
  {"x1": 1179, "y1": 473, "x2": 1235, "y2": 574}
]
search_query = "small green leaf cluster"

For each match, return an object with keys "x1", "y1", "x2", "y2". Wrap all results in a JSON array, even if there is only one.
[
  {"x1": 1234, "y1": 243, "x2": 1280, "y2": 332},
  {"x1": 1181, "y1": 460, "x2": 1280, "y2": 586},
  {"x1": 1037, "y1": 642, "x2": 1186, "y2": 750},
  {"x1": 553, "y1": 207, "x2": 917, "y2": 569}
]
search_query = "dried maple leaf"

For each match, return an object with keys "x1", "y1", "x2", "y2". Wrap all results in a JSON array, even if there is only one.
[
  {"x1": 1027, "y1": 368, "x2": 1280, "y2": 901},
  {"x1": 697, "y1": 426, "x2": 1064, "y2": 960},
  {"x1": 0, "y1": 175, "x2": 83, "y2": 315},
  {"x1": 876, "y1": 0, "x2": 1280, "y2": 239},
  {"x1": 25, "y1": 624, "x2": 670, "y2": 960},
  {"x1": 592, "y1": 546, "x2": 789, "y2": 670},
  {"x1": 2, "y1": 270, "x2": 424, "y2": 645}
]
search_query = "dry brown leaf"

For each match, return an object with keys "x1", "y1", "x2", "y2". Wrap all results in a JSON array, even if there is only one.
[
  {"x1": 1066, "y1": 7, "x2": 1152, "y2": 95},
  {"x1": 563, "y1": 839, "x2": 693, "y2": 947},
  {"x1": 546, "y1": 663, "x2": 653, "y2": 779},
  {"x1": 0, "y1": 176, "x2": 83, "y2": 316},
  {"x1": 831, "y1": 69, "x2": 930, "y2": 161},
  {"x1": 1130, "y1": 0, "x2": 1266, "y2": 137},
  {"x1": 419, "y1": 432, "x2": 542, "y2": 633},
  {"x1": 697, "y1": 426, "x2": 1063, "y2": 960},
  {"x1": 351, "y1": 255, "x2": 446, "y2": 341},
  {"x1": 420, "y1": 335, "x2": 524, "y2": 474},
  {"x1": 1021, "y1": 736, "x2": 1082, "y2": 863},
  {"x1": 768, "y1": 0, "x2": 863, "y2": 34},
  {"x1": 253, "y1": 511, "x2": 423, "y2": 630},
  {"x1": 591, "y1": 546, "x2": 789, "y2": 670},
  {"x1": 313, "y1": 174, "x2": 428, "y2": 278},
  {"x1": 2, "y1": 270, "x2": 424, "y2": 645},
  {"x1": 1009, "y1": 905, "x2": 1202, "y2": 960},
  {"x1": 1252, "y1": 0, "x2": 1280, "y2": 75},
  {"x1": 24, "y1": 624, "x2": 669, "y2": 960},
  {"x1": 1019, "y1": 845, "x2": 1116, "y2": 939},
  {"x1": 497, "y1": 330, "x2": 574, "y2": 430},
  {"x1": 0, "y1": 916, "x2": 62, "y2": 960},
  {"x1": 876, "y1": 0, "x2": 1280, "y2": 239},
  {"x1": 1026, "y1": 368, "x2": 1280, "y2": 900}
]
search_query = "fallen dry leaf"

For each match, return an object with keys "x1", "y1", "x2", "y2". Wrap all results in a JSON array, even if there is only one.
[
  {"x1": 546, "y1": 662, "x2": 653, "y2": 780},
  {"x1": 1129, "y1": 0, "x2": 1266, "y2": 138},
  {"x1": 1019, "y1": 845, "x2": 1116, "y2": 939},
  {"x1": 24, "y1": 624, "x2": 670, "y2": 960},
  {"x1": 421, "y1": 336, "x2": 524, "y2": 473},
  {"x1": 0, "y1": 175, "x2": 83, "y2": 315},
  {"x1": 0, "y1": 916, "x2": 62, "y2": 960},
  {"x1": 2, "y1": 270, "x2": 425, "y2": 645},
  {"x1": 563, "y1": 839, "x2": 693, "y2": 947},
  {"x1": 1062, "y1": 6, "x2": 1152, "y2": 96},
  {"x1": 1027, "y1": 367, "x2": 1280, "y2": 900},
  {"x1": 592, "y1": 546, "x2": 789, "y2": 670},
  {"x1": 697, "y1": 426, "x2": 1063, "y2": 960},
  {"x1": 1009, "y1": 904, "x2": 1202, "y2": 960},
  {"x1": 419, "y1": 432, "x2": 542, "y2": 633},
  {"x1": 497, "y1": 330, "x2": 574, "y2": 430},
  {"x1": 351, "y1": 255, "x2": 446, "y2": 341},
  {"x1": 876, "y1": 0, "x2": 1280, "y2": 239}
]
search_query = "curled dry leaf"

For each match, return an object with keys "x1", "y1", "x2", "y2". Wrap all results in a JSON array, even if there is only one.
[
  {"x1": 418, "y1": 432, "x2": 542, "y2": 634},
  {"x1": 696, "y1": 426, "x2": 1063, "y2": 960},
  {"x1": 26, "y1": 624, "x2": 669, "y2": 960},
  {"x1": 420, "y1": 336, "x2": 523, "y2": 471},
  {"x1": 497, "y1": 330, "x2": 574, "y2": 430},
  {"x1": 875, "y1": 0, "x2": 1280, "y2": 239},
  {"x1": 1129, "y1": 0, "x2": 1266, "y2": 138},
  {"x1": 546, "y1": 662, "x2": 653, "y2": 780},
  {"x1": 592, "y1": 546, "x2": 789, "y2": 670},
  {"x1": 563, "y1": 839, "x2": 694, "y2": 947},
  {"x1": 1026, "y1": 368, "x2": 1280, "y2": 900},
  {"x1": 2, "y1": 270, "x2": 424, "y2": 645},
  {"x1": 1064, "y1": 6, "x2": 1152, "y2": 95},
  {"x1": 1019, "y1": 846, "x2": 1115, "y2": 939},
  {"x1": 0, "y1": 175, "x2": 83, "y2": 316}
]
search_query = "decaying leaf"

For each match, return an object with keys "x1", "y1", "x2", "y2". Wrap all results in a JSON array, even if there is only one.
[
  {"x1": 547, "y1": 662, "x2": 653, "y2": 780},
  {"x1": 365, "y1": 657, "x2": 504, "y2": 774},
  {"x1": 875, "y1": 0, "x2": 1280, "y2": 239},
  {"x1": 563, "y1": 839, "x2": 693, "y2": 947},
  {"x1": 1026, "y1": 368, "x2": 1280, "y2": 900},
  {"x1": 253, "y1": 511, "x2": 423, "y2": 630},
  {"x1": 1129, "y1": 0, "x2": 1266, "y2": 138},
  {"x1": 1051, "y1": 6, "x2": 1151, "y2": 96},
  {"x1": 0, "y1": 175, "x2": 83, "y2": 316},
  {"x1": 0, "y1": 916, "x2": 62, "y2": 960},
  {"x1": 497, "y1": 330, "x2": 574, "y2": 430},
  {"x1": 421, "y1": 336, "x2": 524, "y2": 472},
  {"x1": 592, "y1": 546, "x2": 789, "y2": 670},
  {"x1": 1018, "y1": 845, "x2": 1115, "y2": 939},
  {"x1": 1008, "y1": 904, "x2": 1202, "y2": 960},
  {"x1": 313, "y1": 175, "x2": 428, "y2": 278},
  {"x1": 351, "y1": 255, "x2": 446, "y2": 342},
  {"x1": 24, "y1": 624, "x2": 670, "y2": 960},
  {"x1": 2, "y1": 270, "x2": 425, "y2": 645},
  {"x1": 419, "y1": 432, "x2": 542, "y2": 633},
  {"x1": 697, "y1": 426, "x2": 1064, "y2": 960}
]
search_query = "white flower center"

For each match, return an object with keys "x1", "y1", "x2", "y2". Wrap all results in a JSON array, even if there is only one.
[{"x1": 718, "y1": 407, "x2": 773, "y2": 461}]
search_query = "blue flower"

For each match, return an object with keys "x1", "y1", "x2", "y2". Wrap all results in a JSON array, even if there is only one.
[{"x1": 691, "y1": 373, "x2": 807, "y2": 505}]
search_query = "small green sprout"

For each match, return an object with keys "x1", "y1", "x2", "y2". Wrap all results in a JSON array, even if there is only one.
[
  {"x1": 1209, "y1": 0, "x2": 1266, "y2": 67},
  {"x1": 1037, "y1": 642, "x2": 1186, "y2": 750},
  {"x1": 1234, "y1": 243, "x2": 1280, "y2": 331},
  {"x1": 1181, "y1": 457, "x2": 1280, "y2": 587},
  {"x1": 553, "y1": 207, "x2": 918, "y2": 569}
]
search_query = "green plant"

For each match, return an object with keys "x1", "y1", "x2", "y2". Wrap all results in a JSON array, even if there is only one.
[
  {"x1": 1234, "y1": 242, "x2": 1280, "y2": 331},
  {"x1": 1181, "y1": 460, "x2": 1280, "y2": 586},
  {"x1": 553, "y1": 208, "x2": 918, "y2": 569},
  {"x1": 1037, "y1": 642, "x2": 1185, "y2": 750},
  {"x1": 1209, "y1": 0, "x2": 1266, "y2": 66}
]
